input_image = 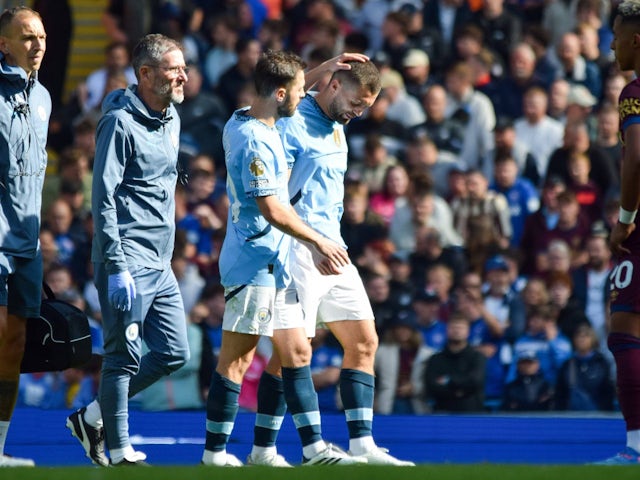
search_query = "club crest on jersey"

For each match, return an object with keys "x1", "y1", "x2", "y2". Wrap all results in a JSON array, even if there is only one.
[
  {"x1": 256, "y1": 307, "x2": 271, "y2": 324},
  {"x1": 249, "y1": 157, "x2": 265, "y2": 177},
  {"x1": 333, "y1": 128, "x2": 341, "y2": 146}
]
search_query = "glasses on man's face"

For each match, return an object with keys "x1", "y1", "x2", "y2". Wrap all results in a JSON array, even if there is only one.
[{"x1": 147, "y1": 65, "x2": 190, "y2": 77}]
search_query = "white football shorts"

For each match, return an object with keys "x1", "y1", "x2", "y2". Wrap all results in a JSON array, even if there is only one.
[
  {"x1": 290, "y1": 240, "x2": 374, "y2": 337},
  {"x1": 222, "y1": 284, "x2": 305, "y2": 336}
]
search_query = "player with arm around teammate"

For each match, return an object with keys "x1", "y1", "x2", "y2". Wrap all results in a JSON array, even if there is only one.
[{"x1": 250, "y1": 59, "x2": 415, "y2": 466}]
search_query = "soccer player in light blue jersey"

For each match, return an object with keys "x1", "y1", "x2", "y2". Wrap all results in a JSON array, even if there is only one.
[
  {"x1": 252, "y1": 59, "x2": 415, "y2": 466},
  {"x1": 201, "y1": 50, "x2": 366, "y2": 467}
]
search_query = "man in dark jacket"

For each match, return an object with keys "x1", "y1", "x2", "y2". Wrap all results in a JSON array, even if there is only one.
[{"x1": 424, "y1": 313, "x2": 486, "y2": 411}]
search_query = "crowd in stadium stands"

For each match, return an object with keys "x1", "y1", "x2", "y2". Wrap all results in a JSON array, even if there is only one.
[{"x1": 17, "y1": 0, "x2": 624, "y2": 414}]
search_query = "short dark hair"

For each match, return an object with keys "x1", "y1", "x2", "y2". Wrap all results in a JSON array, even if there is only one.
[
  {"x1": 253, "y1": 50, "x2": 306, "y2": 97},
  {"x1": 331, "y1": 60, "x2": 381, "y2": 96}
]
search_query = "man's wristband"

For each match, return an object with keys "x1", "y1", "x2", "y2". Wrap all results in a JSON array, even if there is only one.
[{"x1": 619, "y1": 207, "x2": 638, "y2": 225}]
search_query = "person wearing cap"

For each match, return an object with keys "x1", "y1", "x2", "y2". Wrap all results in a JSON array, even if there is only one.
[
  {"x1": 424, "y1": 312, "x2": 486, "y2": 412},
  {"x1": 374, "y1": 308, "x2": 435, "y2": 414},
  {"x1": 401, "y1": 48, "x2": 432, "y2": 100},
  {"x1": 502, "y1": 349, "x2": 553, "y2": 411},
  {"x1": 412, "y1": 288, "x2": 447, "y2": 351},
  {"x1": 379, "y1": 68, "x2": 425, "y2": 128}
]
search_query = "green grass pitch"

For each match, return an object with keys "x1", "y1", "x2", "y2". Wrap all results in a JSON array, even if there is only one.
[{"x1": 5, "y1": 465, "x2": 640, "y2": 480}]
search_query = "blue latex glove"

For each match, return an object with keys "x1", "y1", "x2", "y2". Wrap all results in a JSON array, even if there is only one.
[{"x1": 108, "y1": 271, "x2": 137, "y2": 311}]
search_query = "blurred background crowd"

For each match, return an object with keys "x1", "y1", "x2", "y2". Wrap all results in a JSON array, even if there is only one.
[{"x1": 14, "y1": 0, "x2": 626, "y2": 416}]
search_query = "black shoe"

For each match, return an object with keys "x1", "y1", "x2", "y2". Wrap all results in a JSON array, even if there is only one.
[{"x1": 65, "y1": 407, "x2": 109, "y2": 466}]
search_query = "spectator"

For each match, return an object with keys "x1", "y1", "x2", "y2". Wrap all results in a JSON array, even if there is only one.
[
  {"x1": 555, "y1": 31, "x2": 602, "y2": 99},
  {"x1": 444, "y1": 61, "x2": 496, "y2": 171},
  {"x1": 369, "y1": 164, "x2": 410, "y2": 226},
  {"x1": 346, "y1": 89, "x2": 408, "y2": 161},
  {"x1": 547, "y1": 78, "x2": 571, "y2": 123},
  {"x1": 555, "y1": 324, "x2": 615, "y2": 411},
  {"x1": 363, "y1": 271, "x2": 396, "y2": 333},
  {"x1": 567, "y1": 151, "x2": 603, "y2": 224},
  {"x1": 486, "y1": 43, "x2": 541, "y2": 120},
  {"x1": 543, "y1": 190, "x2": 591, "y2": 270},
  {"x1": 340, "y1": 180, "x2": 388, "y2": 261},
  {"x1": 502, "y1": 350, "x2": 554, "y2": 411},
  {"x1": 482, "y1": 255, "x2": 527, "y2": 343},
  {"x1": 522, "y1": 24, "x2": 559, "y2": 90},
  {"x1": 490, "y1": 151, "x2": 540, "y2": 246},
  {"x1": 421, "y1": 0, "x2": 473, "y2": 64},
  {"x1": 411, "y1": 84, "x2": 466, "y2": 163},
  {"x1": 389, "y1": 182, "x2": 461, "y2": 255},
  {"x1": 42, "y1": 147, "x2": 93, "y2": 216},
  {"x1": 490, "y1": 116, "x2": 540, "y2": 185},
  {"x1": 574, "y1": 21, "x2": 613, "y2": 80},
  {"x1": 452, "y1": 168, "x2": 512, "y2": 250},
  {"x1": 380, "y1": 11, "x2": 412, "y2": 74},
  {"x1": 412, "y1": 287, "x2": 448, "y2": 351},
  {"x1": 216, "y1": 37, "x2": 261, "y2": 117},
  {"x1": 570, "y1": 232, "x2": 612, "y2": 348},
  {"x1": 546, "y1": 121, "x2": 618, "y2": 196},
  {"x1": 174, "y1": 63, "x2": 227, "y2": 164},
  {"x1": 521, "y1": 277, "x2": 550, "y2": 314},
  {"x1": 44, "y1": 263, "x2": 76, "y2": 296},
  {"x1": 299, "y1": 18, "x2": 342, "y2": 62},
  {"x1": 509, "y1": 304, "x2": 573, "y2": 385},
  {"x1": 423, "y1": 313, "x2": 487, "y2": 412},
  {"x1": 513, "y1": 86, "x2": 564, "y2": 183},
  {"x1": 44, "y1": 199, "x2": 81, "y2": 268},
  {"x1": 520, "y1": 175, "x2": 567, "y2": 275},
  {"x1": 403, "y1": 136, "x2": 467, "y2": 200},
  {"x1": 602, "y1": 70, "x2": 626, "y2": 106},
  {"x1": 83, "y1": 42, "x2": 136, "y2": 113},
  {"x1": 379, "y1": 69, "x2": 425, "y2": 128},
  {"x1": 547, "y1": 270, "x2": 589, "y2": 341},
  {"x1": 401, "y1": 48, "x2": 432, "y2": 100},
  {"x1": 348, "y1": 135, "x2": 399, "y2": 196},
  {"x1": 575, "y1": 0, "x2": 614, "y2": 60},
  {"x1": 594, "y1": 102, "x2": 622, "y2": 184},
  {"x1": 375, "y1": 309, "x2": 434, "y2": 414},
  {"x1": 471, "y1": 0, "x2": 521, "y2": 68},
  {"x1": 424, "y1": 263, "x2": 456, "y2": 323},
  {"x1": 409, "y1": 225, "x2": 468, "y2": 289},
  {"x1": 387, "y1": 251, "x2": 414, "y2": 309}
]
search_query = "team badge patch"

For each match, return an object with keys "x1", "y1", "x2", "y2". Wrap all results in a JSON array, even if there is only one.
[
  {"x1": 249, "y1": 157, "x2": 265, "y2": 177},
  {"x1": 125, "y1": 323, "x2": 139, "y2": 341},
  {"x1": 37, "y1": 105, "x2": 47, "y2": 121},
  {"x1": 256, "y1": 307, "x2": 271, "y2": 324},
  {"x1": 333, "y1": 128, "x2": 341, "y2": 146}
]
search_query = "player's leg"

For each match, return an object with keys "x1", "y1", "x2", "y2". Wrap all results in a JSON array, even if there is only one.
[
  {"x1": 249, "y1": 351, "x2": 289, "y2": 466},
  {"x1": 203, "y1": 284, "x2": 271, "y2": 466},
  {"x1": 0, "y1": 254, "x2": 41, "y2": 466},
  {"x1": 202, "y1": 330, "x2": 258, "y2": 466},
  {"x1": 595, "y1": 256, "x2": 640, "y2": 465},
  {"x1": 323, "y1": 264, "x2": 414, "y2": 466}
]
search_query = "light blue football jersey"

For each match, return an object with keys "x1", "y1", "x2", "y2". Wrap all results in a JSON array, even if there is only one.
[
  {"x1": 279, "y1": 95, "x2": 348, "y2": 248},
  {"x1": 219, "y1": 108, "x2": 292, "y2": 288}
]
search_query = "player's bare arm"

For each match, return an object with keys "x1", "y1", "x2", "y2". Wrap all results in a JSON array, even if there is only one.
[
  {"x1": 304, "y1": 52, "x2": 369, "y2": 91},
  {"x1": 256, "y1": 195, "x2": 349, "y2": 274},
  {"x1": 610, "y1": 123, "x2": 640, "y2": 256}
]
